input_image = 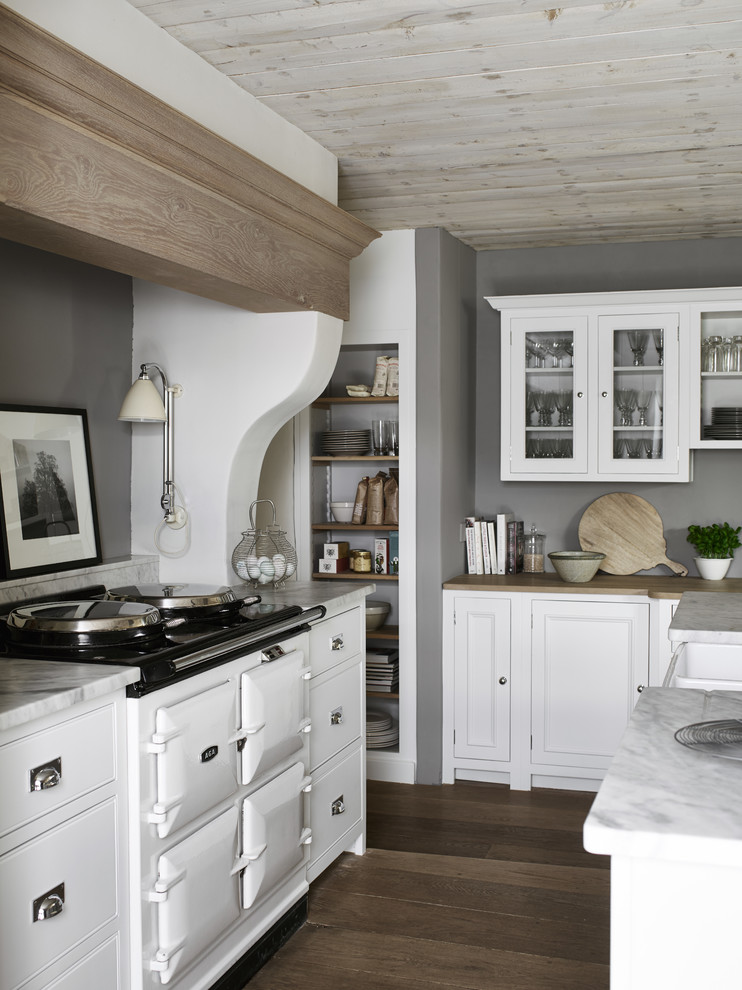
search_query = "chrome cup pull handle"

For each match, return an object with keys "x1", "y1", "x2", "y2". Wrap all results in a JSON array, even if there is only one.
[
  {"x1": 33, "y1": 883, "x2": 65, "y2": 922},
  {"x1": 30, "y1": 757, "x2": 62, "y2": 792},
  {"x1": 331, "y1": 796, "x2": 346, "y2": 816},
  {"x1": 331, "y1": 635, "x2": 344, "y2": 651}
]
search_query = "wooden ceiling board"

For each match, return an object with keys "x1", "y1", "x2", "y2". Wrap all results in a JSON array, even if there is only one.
[{"x1": 126, "y1": 0, "x2": 742, "y2": 250}]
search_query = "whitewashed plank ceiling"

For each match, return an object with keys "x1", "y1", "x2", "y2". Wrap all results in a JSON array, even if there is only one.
[{"x1": 126, "y1": 0, "x2": 742, "y2": 250}]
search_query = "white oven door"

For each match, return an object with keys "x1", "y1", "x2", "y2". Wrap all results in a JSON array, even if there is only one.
[
  {"x1": 150, "y1": 806, "x2": 241, "y2": 985},
  {"x1": 239, "y1": 647, "x2": 311, "y2": 783},
  {"x1": 148, "y1": 679, "x2": 238, "y2": 838},
  {"x1": 239, "y1": 761, "x2": 312, "y2": 911}
]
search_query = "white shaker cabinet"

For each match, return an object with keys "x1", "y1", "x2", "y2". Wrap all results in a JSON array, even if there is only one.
[
  {"x1": 487, "y1": 291, "x2": 688, "y2": 482},
  {"x1": 530, "y1": 599, "x2": 649, "y2": 774},
  {"x1": 443, "y1": 590, "x2": 656, "y2": 791}
]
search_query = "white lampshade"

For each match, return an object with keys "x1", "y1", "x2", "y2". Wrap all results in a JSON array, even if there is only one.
[{"x1": 118, "y1": 376, "x2": 167, "y2": 422}]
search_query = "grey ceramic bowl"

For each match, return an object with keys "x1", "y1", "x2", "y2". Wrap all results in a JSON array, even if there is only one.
[
  {"x1": 366, "y1": 600, "x2": 391, "y2": 631},
  {"x1": 548, "y1": 550, "x2": 606, "y2": 583}
]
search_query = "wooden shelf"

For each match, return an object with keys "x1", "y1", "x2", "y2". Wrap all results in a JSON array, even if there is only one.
[
  {"x1": 312, "y1": 523, "x2": 398, "y2": 532},
  {"x1": 367, "y1": 624, "x2": 399, "y2": 640},
  {"x1": 313, "y1": 396, "x2": 399, "y2": 408},
  {"x1": 367, "y1": 691, "x2": 399, "y2": 699},
  {"x1": 312, "y1": 455, "x2": 399, "y2": 463},
  {"x1": 312, "y1": 572, "x2": 398, "y2": 581}
]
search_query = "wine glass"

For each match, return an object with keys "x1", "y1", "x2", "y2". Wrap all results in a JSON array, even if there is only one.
[
  {"x1": 625, "y1": 438, "x2": 642, "y2": 459},
  {"x1": 555, "y1": 389, "x2": 572, "y2": 426},
  {"x1": 615, "y1": 388, "x2": 637, "y2": 426},
  {"x1": 652, "y1": 330, "x2": 664, "y2": 366},
  {"x1": 636, "y1": 390, "x2": 653, "y2": 427},
  {"x1": 627, "y1": 331, "x2": 648, "y2": 366},
  {"x1": 540, "y1": 390, "x2": 556, "y2": 426},
  {"x1": 526, "y1": 389, "x2": 538, "y2": 426}
]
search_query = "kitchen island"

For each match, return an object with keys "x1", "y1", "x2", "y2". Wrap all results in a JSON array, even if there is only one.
[{"x1": 584, "y1": 686, "x2": 742, "y2": 989}]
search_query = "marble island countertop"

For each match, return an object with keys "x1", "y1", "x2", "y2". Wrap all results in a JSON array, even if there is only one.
[
  {"x1": 584, "y1": 687, "x2": 742, "y2": 867},
  {"x1": 668, "y1": 590, "x2": 742, "y2": 644}
]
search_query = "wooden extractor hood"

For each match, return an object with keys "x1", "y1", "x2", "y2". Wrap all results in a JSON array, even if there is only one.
[{"x1": 0, "y1": 7, "x2": 379, "y2": 320}]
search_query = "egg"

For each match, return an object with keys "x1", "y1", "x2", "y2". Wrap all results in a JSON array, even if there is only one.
[
  {"x1": 285, "y1": 560, "x2": 296, "y2": 577},
  {"x1": 272, "y1": 553, "x2": 286, "y2": 579}
]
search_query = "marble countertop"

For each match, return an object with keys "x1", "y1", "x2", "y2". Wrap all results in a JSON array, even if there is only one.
[
  {"x1": 237, "y1": 579, "x2": 375, "y2": 617},
  {"x1": 669, "y1": 591, "x2": 742, "y2": 644},
  {"x1": 584, "y1": 687, "x2": 742, "y2": 866},
  {"x1": 0, "y1": 660, "x2": 140, "y2": 732}
]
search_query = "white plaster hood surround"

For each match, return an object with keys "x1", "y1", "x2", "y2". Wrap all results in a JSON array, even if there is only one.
[{"x1": 131, "y1": 280, "x2": 342, "y2": 585}]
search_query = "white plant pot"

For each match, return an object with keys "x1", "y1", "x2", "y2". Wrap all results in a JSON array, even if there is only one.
[{"x1": 694, "y1": 557, "x2": 732, "y2": 580}]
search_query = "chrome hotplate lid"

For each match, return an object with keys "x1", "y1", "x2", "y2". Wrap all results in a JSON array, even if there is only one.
[
  {"x1": 7, "y1": 599, "x2": 162, "y2": 634},
  {"x1": 106, "y1": 583, "x2": 258, "y2": 611}
]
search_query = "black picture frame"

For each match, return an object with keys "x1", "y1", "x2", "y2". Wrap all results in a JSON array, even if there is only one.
[{"x1": 0, "y1": 404, "x2": 102, "y2": 579}]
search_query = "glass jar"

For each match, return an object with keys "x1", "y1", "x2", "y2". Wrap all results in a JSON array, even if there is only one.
[
  {"x1": 350, "y1": 549, "x2": 372, "y2": 572},
  {"x1": 523, "y1": 524, "x2": 545, "y2": 573}
]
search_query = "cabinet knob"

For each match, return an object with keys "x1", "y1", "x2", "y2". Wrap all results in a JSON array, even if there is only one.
[
  {"x1": 637, "y1": 684, "x2": 645, "y2": 693},
  {"x1": 576, "y1": 391, "x2": 584, "y2": 398},
  {"x1": 30, "y1": 757, "x2": 62, "y2": 792},
  {"x1": 331, "y1": 635, "x2": 344, "y2": 651},
  {"x1": 498, "y1": 676, "x2": 508, "y2": 685},
  {"x1": 33, "y1": 883, "x2": 65, "y2": 922},
  {"x1": 331, "y1": 796, "x2": 346, "y2": 816},
  {"x1": 601, "y1": 391, "x2": 608, "y2": 397}
]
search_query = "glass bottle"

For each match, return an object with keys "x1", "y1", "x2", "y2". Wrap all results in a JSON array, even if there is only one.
[{"x1": 523, "y1": 524, "x2": 545, "y2": 573}]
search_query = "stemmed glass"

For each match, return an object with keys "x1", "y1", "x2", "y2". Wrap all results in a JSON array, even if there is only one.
[
  {"x1": 539, "y1": 390, "x2": 556, "y2": 426},
  {"x1": 615, "y1": 388, "x2": 637, "y2": 426},
  {"x1": 526, "y1": 339, "x2": 546, "y2": 368},
  {"x1": 526, "y1": 389, "x2": 538, "y2": 426},
  {"x1": 627, "y1": 331, "x2": 648, "y2": 366},
  {"x1": 652, "y1": 330, "x2": 664, "y2": 366},
  {"x1": 636, "y1": 390, "x2": 653, "y2": 427},
  {"x1": 625, "y1": 439, "x2": 642, "y2": 459},
  {"x1": 555, "y1": 389, "x2": 573, "y2": 426}
]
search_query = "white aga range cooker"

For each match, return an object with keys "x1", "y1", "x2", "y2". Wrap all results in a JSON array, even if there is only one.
[{"x1": 1, "y1": 582, "x2": 367, "y2": 990}]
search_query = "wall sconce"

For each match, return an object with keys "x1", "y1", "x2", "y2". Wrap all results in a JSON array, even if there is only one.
[{"x1": 119, "y1": 363, "x2": 186, "y2": 528}]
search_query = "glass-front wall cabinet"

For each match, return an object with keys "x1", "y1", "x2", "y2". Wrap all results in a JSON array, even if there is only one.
[
  {"x1": 502, "y1": 305, "x2": 686, "y2": 482},
  {"x1": 690, "y1": 304, "x2": 742, "y2": 449}
]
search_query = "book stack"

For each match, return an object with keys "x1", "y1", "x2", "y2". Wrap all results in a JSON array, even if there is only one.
[
  {"x1": 366, "y1": 647, "x2": 399, "y2": 694},
  {"x1": 465, "y1": 513, "x2": 524, "y2": 575}
]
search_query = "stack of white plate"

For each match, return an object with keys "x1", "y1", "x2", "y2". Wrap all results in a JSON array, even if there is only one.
[
  {"x1": 703, "y1": 407, "x2": 742, "y2": 440},
  {"x1": 366, "y1": 709, "x2": 399, "y2": 749},
  {"x1": 320, "y1": 429, "x2": 372, "y2": 455}
]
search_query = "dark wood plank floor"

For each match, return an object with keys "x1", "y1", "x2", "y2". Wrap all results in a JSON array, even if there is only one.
[{"x1": 245, "y1": 779, "x2": 610, "y2": 989}]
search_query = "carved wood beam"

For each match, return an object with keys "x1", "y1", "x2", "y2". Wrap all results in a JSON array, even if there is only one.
[{"x1": 0, "y1": 6, "x2": 379, "y2": 319}]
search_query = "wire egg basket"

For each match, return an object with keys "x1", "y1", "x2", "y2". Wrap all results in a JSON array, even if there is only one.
[{"x1": 231, "y1": 499, "x2": 297, "y2": 588}]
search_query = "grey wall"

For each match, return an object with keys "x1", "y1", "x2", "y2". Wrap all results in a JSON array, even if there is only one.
[
  {"x1": 474, "y1": 238, "x2": 742, "y2": 579},
  {"x1": 415, "y1": 228, "x2": 477, "y2": 783},
  {"x1": 0, "y1": 239, "x2": 134, "y2": 566}
]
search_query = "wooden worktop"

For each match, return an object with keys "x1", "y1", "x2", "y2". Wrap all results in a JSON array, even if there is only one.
[{"x1": 442, "y1": 572, "x2": 742, "y2": 599}]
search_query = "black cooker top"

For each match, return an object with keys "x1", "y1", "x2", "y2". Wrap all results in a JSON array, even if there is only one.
[{"x1": 0, "y1": 584, "x2": 323, "y2": 695}]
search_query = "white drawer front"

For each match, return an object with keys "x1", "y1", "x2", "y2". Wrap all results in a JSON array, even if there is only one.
[
  {"x1": 309, "y1": 663, "x2": 362, "y2": 772},
  {"x1": 0, "y1": 799, "x2": 118, "y2": 990},
  {"x1": 41, "y1": 935, "x2": 120, "y2": 990},
  {"x1": 309, "y1": 607, "x2": 362, "y2": 677},
  {"x1": 309, "y1": 746, "x2": 363, "y2": 869},
  {"x1": 0, "y1": 705, "x2": 116, "y2": 839}
]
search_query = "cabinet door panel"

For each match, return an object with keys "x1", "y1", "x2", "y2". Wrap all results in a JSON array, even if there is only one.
[
  {"x1": 597, "y1": 312, "x2": 681, "y2": 477},
  {"x1": 506, "y1": 316, "x2": 589, "y2": 477},
  {"x1": 453, "y1": 597, "x2": 510, "y2": 762},
  {"x1": 531, "y1": 600, "x2": 648, "y2": 769}
]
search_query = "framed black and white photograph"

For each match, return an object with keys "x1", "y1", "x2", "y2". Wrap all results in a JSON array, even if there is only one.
[{"x1": 0, "y1": 405, "x2": 101, "y2": 578}]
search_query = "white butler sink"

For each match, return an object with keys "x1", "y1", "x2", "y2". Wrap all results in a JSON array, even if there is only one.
[{"x1": 666, "y1": 641, "x2": 742, "y2": 690}]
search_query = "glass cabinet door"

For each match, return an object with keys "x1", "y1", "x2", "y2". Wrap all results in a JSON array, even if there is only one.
[
  {"x1": 597, "y1": 313, "x2": 679, "y2": 476},
  {"x1": 509, "y1": 316, "x2": 589, "y2": 475}
]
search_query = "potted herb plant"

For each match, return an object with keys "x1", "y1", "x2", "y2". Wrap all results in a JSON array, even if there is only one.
[{"x1": 686, "y1": 522, "x2": 741, "y2": 580}]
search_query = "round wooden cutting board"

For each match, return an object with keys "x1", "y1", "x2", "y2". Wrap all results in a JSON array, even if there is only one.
[{"x1": 578, "y1": 492, "x2": 688, "y2": 576}]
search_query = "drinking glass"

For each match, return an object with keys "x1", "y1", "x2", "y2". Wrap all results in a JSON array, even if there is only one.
[
  {"x1": 372, "y1": 419, "x2": 387, "y2": 455},
  {"x1": 704, "y1": 335, "x2": 722, "y2": 372},
  {"x1": 384, "y1": 419, "x2": 399, "y2": 455},
  {"x1": 539, "y1": 390, "x2": 556, "y2": 426},
  {"x1": 636, "y1": 390, "x2": 653, "y2": 427},
  {"x1": 652, "y1": 330, "x2": 664, "y2": 366},
  {"x1": 733, "y1": 336, "x2": 742, "y2": 372},
  {"x1": 555, "y1": 389, "x2": 572, "y2": 426},
  {"x1": 615, "y1": 388, "x2": 637, "y2": 426},
  {"x1": 526, "y1": 389, "x2": 538, "y2": 426},
  {"x1": 627, "y1": 331, "x2": 648, "y2": 367},
  {"x1": 613, "y1": 437, "x2": 626, "y2": 458},
  {"x1": 625, "y1": 438, "x2": 642, "y2": 459}
]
